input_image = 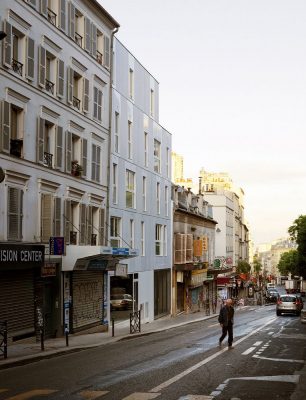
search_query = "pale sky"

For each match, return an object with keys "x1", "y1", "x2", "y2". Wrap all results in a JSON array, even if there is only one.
[{"x1": 100, "y1": 0, "x2": 306, "y2": 245}]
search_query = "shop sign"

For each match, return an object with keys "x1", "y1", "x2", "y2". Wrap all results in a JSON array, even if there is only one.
[
  {"x1": 112, "y1": 247, "x2": 129, "y2": 256},
  {"x1": 115, "y1": 263, "x2": 128, "y2": 276},
  {"x1": 0, "y1": 244, "x2": 45, "y2": 267},
  {"x1": 49, "y1": 237, "x2": 65, "y2": 255},
  {"x1": 201, "y1": 236, "x2": 208, "y2": 252},
  {"x1": 193, "y1": 240, "x2": 203, "y2": 257},
  {"x1": 41, "y1": 262, "x2": 57, "y2": 277}
]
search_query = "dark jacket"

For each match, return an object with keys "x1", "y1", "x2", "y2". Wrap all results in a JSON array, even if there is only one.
[{"x1": 218, "y1": 305, "x2": 234, "y2": 326}]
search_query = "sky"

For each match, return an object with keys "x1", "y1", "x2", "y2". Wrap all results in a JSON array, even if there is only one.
[{"x1": 99, "y1": 0, "x2": 306, "y2": 245}]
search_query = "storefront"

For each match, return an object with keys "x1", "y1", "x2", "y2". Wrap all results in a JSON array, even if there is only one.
[{"x1": 154, "y1": 269, "x2": 171, "y2": 318}]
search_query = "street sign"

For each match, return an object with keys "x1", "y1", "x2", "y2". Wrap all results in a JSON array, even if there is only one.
[{"x1": 49, "y1": 237, "x2": 65, "y2": 255}]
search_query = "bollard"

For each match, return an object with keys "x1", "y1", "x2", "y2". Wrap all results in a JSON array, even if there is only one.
[
  {"x1": 65, "y1": 331, "x2": 69, "y2": 347},
  {"x1": 112, "y1": 318, "x2": 115, "y2": 337},
  {"x1": 40, "y1": 328, "x2": 44, "y2": 351}
]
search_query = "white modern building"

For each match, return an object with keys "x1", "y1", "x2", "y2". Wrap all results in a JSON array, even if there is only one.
[{"x1": 108, "y1": 39, "x2": 172, "y2": 321}]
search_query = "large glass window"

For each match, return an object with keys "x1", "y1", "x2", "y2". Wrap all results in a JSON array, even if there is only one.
[
  {"x1": 126, "y1": 170, "x2": 135, "y2": 208},
  {"x1": 154, "y1": 139, "x2": 161, "y2": 173},
  {"x1": 110, "y1": 216, "x2": 121, "y2": 247}
]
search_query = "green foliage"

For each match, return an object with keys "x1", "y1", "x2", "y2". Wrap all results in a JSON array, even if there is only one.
[
  {"x1": 253, "y1": 257, "x2": 262, "y2": 275},
  {"x1": 277, "y1": 250, "x2": 299, "y2": 276},
  {"x1": 237, "y1": 260, "x2": 251, "y2": 274},
  {"x1": 288, "y1": 215, "x2": 306, "y2": 278}
]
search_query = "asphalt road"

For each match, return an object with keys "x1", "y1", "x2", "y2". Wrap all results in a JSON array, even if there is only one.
[{"x1": 0, "y1": 304, "x2": 305, "y2": 400}]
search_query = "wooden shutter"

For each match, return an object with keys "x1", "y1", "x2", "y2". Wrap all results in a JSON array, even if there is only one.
[
  {"x1": 68, "y1": 1, "x2": 75, "y2": 39},
  {"x1": 186, "y1": 234, "x2": 193, "y2": 262},
  {"x1": 91, "y1": 144, "x2": 96, "y2": 181},
  {"x1": 64, "y1": 199, "x2": 71, "y2": 244},
  {"x1": 86, "y1": 205, "x2": 93, "y2": 245},
  {"x1": 91, "y1": 24, "x2": 97, "y2": 58},
  {"x1": 37, "y1": 118, "x2": 45, "y2": 163},
  {"x1": 103, "y1": 36, "x2": 110, "y2": 68},
  {"x1": 96, "y1": 145, "x2": 101, "y2": 182},
  {"x1": 84, "y1": 17, "x2": 91, "y2": 53},
  {"x1": 65, "y1": 131, "x2": 72, "y2": 173},
  {"x1": 67, "y1": 66, "x2": 73, "y2": 104},
  {"x1": 59, "y1": 0, "x2": 66, "y2": 31},
  {"x1": 1, "y1": 101, "x2": 11, "y2": 153},
  {"x1": 93, "y1": 87, "x2": 98, "y2": 119},
  {"x1": 3, "y1": 20, "x2": 12, "y2": 68},
  {"x1": 83, "y1": 78, "x2": 89, "y2": 113},
  {"x1": 79, "y1": 203, "x2": 86, "y2": 245},
  {"x1": 38, "y1": 46, "x2": 46, "y2": 88},
  {"x1": 98, "y1": 89, "x2": 102, "y2": 121},
  {"x1": 54, "y1": 197, "x2": 61, "y2": 236},
  {"x1": 8, "y1": 187, "x2": 23, "y2": 240},
  {"x1": 40, "y1": 0, "x2": 48, "y2": 17},
  {"x1": 55, "y1": 125, "x2": 63, "y2": 169},
  {"x1": 57, "y1": 59, "x2": 64, "y2": 98},
  {"x1": 174, "y1": 233, "x2": 186, "y2": 264},
  {"x1": 98, "y1": 208, "x2": 105, "y2": 245},
  {"x1": 81, "y1": 138, "x2": 87, "y2": 177},
  {"x1": 41, "y1": 193, "x2": 52, "y2": 242},
  {"x1": 26, "y1": 37, "x2": 35, "y2": 81}
]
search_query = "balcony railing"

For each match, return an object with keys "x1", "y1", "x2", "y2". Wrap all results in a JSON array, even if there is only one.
[
  {"x1": 74, "y1": 32, "x2": 83, "y2": 47},
  {"x1": 71, "y1": 160, "x2": 82, "y2": 177},
  {"x1": 91, "y1": 234, "x2": 97, "y2": 246},
  {"x1": 45, "y1": 79, "x2": 55, "y2": 94},
  {"x1": 96, "y1": 50, "x2": 103, "y2": 65},
  {"x1": 73, "y1": 96, "x2": 81, "y2": 110},
  {"x1": 11, "y1": 59, "x2": 23, "y2": 76},
  {"x1": 43, "y1": 152, "x2": 53, "y2": 168},
  {"x1": 70, "y1": 231, "x2": 77, "y2": 245},
  {"x1": 47, "y1": 8, "x2": 57, "y2": 26},
  {"x1": 10, "y1": 139, "x2": 23, "y2": 158}
]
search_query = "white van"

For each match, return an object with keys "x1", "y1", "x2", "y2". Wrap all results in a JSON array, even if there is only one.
[{"x1": 267, "y1": 283, "x2": 275, "y2": 289}]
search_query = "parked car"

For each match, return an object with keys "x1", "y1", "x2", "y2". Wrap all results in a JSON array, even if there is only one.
[
  {"x1": 110, "y1": 294, "x2": 134, "y2": 311},
  {"x1": 265, "y1": 289, "x2": 279, "y2": 303},
  {"x1": 296, "y1": 293, "x2": 304, "y2": 309},
  {"x1": 276, "y1": 294, "x2": 303, "y2": 316},
  {"x1": 300, "y1": 308, "x2": 306, "y2": 324}
]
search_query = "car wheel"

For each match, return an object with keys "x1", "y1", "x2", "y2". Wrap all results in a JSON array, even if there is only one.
[{"x1": 276, "y1": 311, "x2": 281, "y2": 316}]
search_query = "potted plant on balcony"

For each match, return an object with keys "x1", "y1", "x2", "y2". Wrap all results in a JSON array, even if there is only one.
[{"x1": 71, "y1": 160, "x2": 83, "y2": 177}]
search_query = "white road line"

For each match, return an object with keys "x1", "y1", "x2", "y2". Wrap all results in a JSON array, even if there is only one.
[
  {"x1": 253, "y1": 355, "x2": 304, "y2": 363},
  {"x1": 80, "y1": 390, "x2": 109, "y2": 399},
  {"x1": 242, "y1": 347, "x2": 256, "y2": 355},
  {"x1": 253, "y1": 341, "x2": 263, "y2": 346},
  {"x1": 122, "y1": 393, "x2": 160, "y2": 400},
  {"x1": 225, "y1": 375, "x2": 300, "y2": 383},
  {"x1": 149, "y1": 317, "x2": 277, "y2": 393},
  {"x1": 268, "y1": 332, "x2": 274, "y2": 335},
  {"x1": 178, "y1": 396, "x2": 214, "y2": 400}
]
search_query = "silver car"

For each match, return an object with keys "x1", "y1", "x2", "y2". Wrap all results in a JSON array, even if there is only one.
[{"x1": 276, "y1": 294, "x2": 303, "y2": 316}]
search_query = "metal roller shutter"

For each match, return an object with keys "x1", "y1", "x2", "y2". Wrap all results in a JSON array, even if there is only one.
[
  {"x1": 72, "y1": 271, "x2": 103, "y2": 331},
  {"x1": 0, "y1": 270, "x2": 35, "y2": 339}
]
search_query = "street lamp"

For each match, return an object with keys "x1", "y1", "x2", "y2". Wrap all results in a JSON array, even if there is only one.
[{"x1": 0, "y1": 31, "x2": 7, "y2": 41}]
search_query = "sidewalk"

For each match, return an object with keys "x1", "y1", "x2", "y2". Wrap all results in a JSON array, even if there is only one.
[{"x1": 0, "y1": 308, "x2": 220, "y2": 370}]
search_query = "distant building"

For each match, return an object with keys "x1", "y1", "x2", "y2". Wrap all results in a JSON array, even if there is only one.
[{"x1": 171, "y1": 152, "x2": 184, "y2": 183}]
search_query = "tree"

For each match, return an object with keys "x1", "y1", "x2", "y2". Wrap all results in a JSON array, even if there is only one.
[
  {"x1": 277, "y1": 250, "x2": 299, "y2": 276},
  {"x1": 253, "y1": 257, "x2": 262, "y2": 275},
  {"x1": 288, "y1": 215, "x2": 306, "y2": 278},
  {"x1": 237, "y1": 260, "x2": 251, "y2": 274}
]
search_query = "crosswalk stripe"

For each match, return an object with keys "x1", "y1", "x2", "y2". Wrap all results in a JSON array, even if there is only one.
[
  {"x1": 4, "y1": 389, "x2": 57, "y2": 400},
  {"x1": 79, "y1": 390, "x2": 109, "y2": 399},
  {"x1": 122, "y1": 393, "x2": 161, "y2": 400}
]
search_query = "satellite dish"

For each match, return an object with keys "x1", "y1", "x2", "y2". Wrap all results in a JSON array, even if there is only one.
[{"x1": 0, "y1": 167, "x2": 5, "y2": 183}]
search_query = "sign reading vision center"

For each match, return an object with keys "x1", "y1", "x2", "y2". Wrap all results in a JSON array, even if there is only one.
[{"x1": 0, "y1": 243, "x2": 45, "y2": 267}]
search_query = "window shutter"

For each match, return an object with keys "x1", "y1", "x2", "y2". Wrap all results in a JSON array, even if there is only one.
[
  {"x1": 84, "y1": 17, "x2": 91, "y2": 53},
  {"x1": 93, "y1": 87, "x2": 98, "y2": 119},
  {"x1": 8, "y1": 187, "x2": 23, "y2": 241},
  {"x1": 28, "y1": 0, "x2": 37, "y2": 7},
  {"x1": 86, "y1": 205, "x2": 93, "y2": 245},
  {"x1": 81, "y1": 138, "x2": 87, "y2": 177},
  {"x1": 54, "y1": 197, "x2": 61, "y2": 236},
  {"x1": 26, "y1": 37, "x2": 35, "y2": 81},
  {"x1": 3, "y1": 20, "x2": 12, "y2": 68},
  {"x1": 57, "y1": 59, "x2": 64, "y2": 98},
  {"x1": 1, "y1": 101, "x2": 11, "y2": 153},
  {"x1": 59, "y1": 0, "x2": 66, "y2": 32},
  {"x1": 55, "y1": 125, "x2": 63, "y2": 170},
  {"x1": 65, "y1": 131, "x2": 72, "y2": 173},
  {"x1": 186, "y1": 234, "x2": 193, "y2": 262},
  {"x1": 98, "y1": 208, "x2": 105, "y2": 245},
  {"x1": 67, "y1": 66, "x2": 73, "y2": 104},
  {"x1": 37, "y1": 117, "x2": 45, "y2": 163},
  {"x1": 38, "y1": 46, "x2": 46, "y2": 88},
  {"x1": 68, "y1": 1, "x2": 75, "y2": 39},
  {"x1": 79, "y1": 203, "x2": 86, "y2": 245},
  {"x1": 40, "y1": 0, "x2": 48, "y2": 17},
  {"x1": 103, "y1": 36, "x2": 110, "y2": 69},
  {"x1": 175, "y1": 233, "x2": 186, "y2": 264},
  {"x1": 91, "y1": 24, "x2": 97, "y2": 58},
  {"x1": 41, "y1": 193, "x2": 52, "y2": 242},
  {"x1": 98, "y1": 90, "x2": 102, "y2": 121},
  {"x1": 64, "y1": 199, "x2": 71, "y2": 244},
  {"x1": 96, "y1": 145, "x2": 101, "y2": 182},
  {"x1": 83, "y1": 78, "x2": 89, "y2": 113}
]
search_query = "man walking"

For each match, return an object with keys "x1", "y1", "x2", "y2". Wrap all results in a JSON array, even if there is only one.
[{"x1": 218, "y1": 298, "x2": 235, "y2": 349}]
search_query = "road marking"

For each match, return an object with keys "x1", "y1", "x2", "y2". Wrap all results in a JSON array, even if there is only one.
[
  {"x1": 208, "y1": 323, "x2": 219, "y2": 328},
  {"x1": 178, "y1": 396, "x2": 213, "y2": 399},
  {"x1": 4, "y1": 390, "x2": 57, "y2": 400},
  {"x1": 253, "y1": 341, "x2": 263, "y2": 346},
  {"x1": 122, "y1": 393, "x2": 160, "y2": 400},
  {"x1": 149, "y1": 317, "x2": 277, "y2": 393},
  {"x1": 268, "y1": 332, "x2": 274, "y2": 335},
  {"x1": 242, "y1": 347, "x2": 256, "y2": 355},
  {"x1": 80, "y1": 390, "x2": 109, "y2": 399},
  {"x1": 253, "y1": 355, "x2": 304, "y2": 363}
]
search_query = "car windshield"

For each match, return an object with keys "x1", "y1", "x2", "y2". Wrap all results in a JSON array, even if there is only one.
[
  {"x1": 280, "y1": 296, "x2": 296, "y2": 302},
  {"x1": 111, "y1": 294, "x2": 124, "y2": 300}
]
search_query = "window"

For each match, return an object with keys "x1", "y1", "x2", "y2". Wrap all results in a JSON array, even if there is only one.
[
  {"x1": 65, "y1": 132, "x2": 87, "y2": 177},
  {"x1": 114, "y1": 112, "x2": 119, "y2": 152},
  {"x1": 93, "y1": 87, "x2": 102, "y2": 122},
  {"x1": 38, "y1": 46, "x2": 64, "y2": 98},
  {"x1": 112, "y1": 163, "x2": 118, "y2": 204},
  {"x1": 141, "y1": 221, "x2": 145, "y2": 256},
  {"x1": 110, "y1": 216, "x2": 121, "y2": 247},
  {"x1": 64, "y1": 199, "x2": 80, "y2": 244},
  {"x1": 129, "y1": 68, "x2": 134, "y2": 99},
  {"x1": 37, "y1": 117, "x2": 63, "y2": 170},
  {"x1": 126, "y1": 170, "x2": 135, "y2": 208},
  {"x1": 144, "y1": 132, "x2": 148, "y2": 167},
  {"x1": 85, "y1": 205, "x2": 104, "y2": 246},
  {"x1": 45, "y1": 52, "x2": 56, "y2": 95},
  {"x1": 165, "y1": 186, "x2": 169, "y2": 217},
  {"x1": 166, "y1": 147, "x2": 170, "y2": 178},
  {"x1": 41, "y1": 194, "x2": 61, "y2": 242},
  {"x1": 156, "y1": 182, "x2": 160, "y2": 214},
  {"x1": 142, "y1": 176, "x2": 147, "y2": 211},
  {"x1": 150, "y1": 89, "x2": 154, "y2": 116},
  {"x1": 7, "y1": 187, "x2": 23, "y2": 241},
  {"x1": 154, "y1": 139, "x2": 161, "y2": 173},
  {"x1": 155, "y1": 224, "x2": 162, "y2": 256},
  {"x1": 128, "y1": 121, "x2": 132, "y2": 159},
  {"x1": 163, "y1": 226, "x2": 167, "y2": 256},
  {"x1": 91, "y1": 144, "x2": 101, "y2": 182},
  {"x1": 130, "y1": 219, "x2": 134, "y2": 249},
  {"x1": 67, "y1": 67, "x2": 89, "y2": 113}
]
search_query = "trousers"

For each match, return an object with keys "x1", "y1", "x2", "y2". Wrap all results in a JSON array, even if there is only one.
[{"x1": 219, "y1": 321, "x2": 233, "y2": 346}]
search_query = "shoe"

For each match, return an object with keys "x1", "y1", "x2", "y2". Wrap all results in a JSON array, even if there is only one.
[
  {"x1": 228, "y1": 345, "x2": 234, "y2": 350},
  {"x1": 219, "y1": 340, "x2": 222, "y2": 347}
]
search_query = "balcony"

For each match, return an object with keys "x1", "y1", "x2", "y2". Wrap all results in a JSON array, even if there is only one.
[
  {"x1": 70, "y1": 231, "x2": 77, "y2": 245},
  {"x1": 74, "y1": 32, "x2": 82, "y2": 47},
  {"x1": 73, "y1": 96, "x2": 80, "y2": 110},
  {"x1": 47, "y1": 8, "x2": 57, "y2": 26},
  {"x1": 96, "y1": 50, "x2": 103, "y2": 65},
  {"x1": 91, "y1": 234, "x2": 97, "y2": 246},
  {"x1": 10, "y1": 139, "x2": 23, "y2": 158},
  {"x1": 11, "y1": 59, "x2": 23, "y2": 76},
  {"x1": 71, "y1": 160, "x2": 83, "y2": 177},
  {"x1": 45, "y1": 79, "x2": 55, "y2": 94},
  {"x1": 43, "y1": 152, "x2": 53, "y2": 168}
]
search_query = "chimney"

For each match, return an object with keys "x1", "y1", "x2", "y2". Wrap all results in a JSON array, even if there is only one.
[{"x1": 198, "y1": 176, "x2": 202, "y2": 195}]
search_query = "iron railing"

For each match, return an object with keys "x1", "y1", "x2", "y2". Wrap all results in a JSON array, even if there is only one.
[
  {"x1": 130, "y1": 310, "x2": 141, "y2": 334},
  {"x1": 96, "y1": 50, "x2": 103, "y2": 65},
  {"x1": 73, "y1": 96, "x2": 81, "y2": 110},
  {"x1": 91, "y1": 233, "x2": 97, "y2": 246},
  {"x1": 75, "y1": 32, "x2": 82, "y2": 47},
  {"x1": 12, "y1": 58, "x2": 23, "y2": 76},
  {"x1": 47, "y1": 8, "x2": 57, "y2": 26},
  {"x1": 0, "y1": 321, "x2": 7, "y2": 359},
  {"x1": 10, "y1": 138, "x2": 23, "y2": 157},
  {"x1": 43, "y1": 152, "x2": 53, "y2": 168},
  {"x1": 45, "y1": 79, "x2": 55, "y2": 94},
  {"x1": 70, "y1": 231, "x2": 77, "y2": 245}
]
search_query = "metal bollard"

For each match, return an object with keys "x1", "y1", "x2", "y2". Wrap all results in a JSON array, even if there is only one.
[
  {"x1": 65, "y1": 331, "x2": 69, "y2": 347},
  {"x1": 40, "y1": 328, "x2": 44, "y2": 351},
  {"x1": 112, "y1": 318, "x2": 115, "y2": 337}
]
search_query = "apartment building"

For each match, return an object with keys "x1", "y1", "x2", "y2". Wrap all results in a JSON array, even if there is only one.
[
  {"x1": 109, "y1": 39, "x2": 172, "y2": 321},
  {"x1": 0, "y1": 0, "x2": 120, "y2": 339}
]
